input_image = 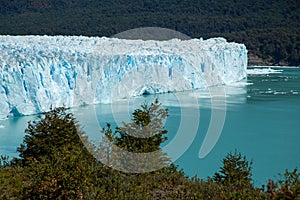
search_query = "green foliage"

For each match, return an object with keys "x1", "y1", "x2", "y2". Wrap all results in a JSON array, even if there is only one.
[
  {"x1": 213, "y1": 150, "x2": 253, "y2": 189},
  {"x1": 10, "y1": 107, "x2": 103, "y2": 199},
  {"x1": 267, "y1": 168, "x2": 300, "y2": 199},
  {"x1": 99, "y1": 99, "x2": 170, "y2": 173},
  {"x1": 111, "y1": 99, "x2": 168, "y2": 153},
  {"x1": 21, "y1": 149, "x2": 96, "y2": 199},
  {"x1": 211, "y1": 150, "x2": 266, "y2": 199},
  {"x1": 0, "y1": 166, "x2": 26, "y2": 199},
  {"x1": 17, "y1": 107, "x2": 90, "y2": 165},
  {"x1": 0, "y1": 155, "x2": 10, "y2": 167}
]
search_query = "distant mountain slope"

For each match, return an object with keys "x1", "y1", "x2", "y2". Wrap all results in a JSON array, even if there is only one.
[{"x1": 0, "y1": 0, "x2": 299, "y2": 65}]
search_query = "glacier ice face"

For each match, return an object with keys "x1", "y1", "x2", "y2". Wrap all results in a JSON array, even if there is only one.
[{"x1": 0, "y1": 36, "x2": 247, "y2": 119}]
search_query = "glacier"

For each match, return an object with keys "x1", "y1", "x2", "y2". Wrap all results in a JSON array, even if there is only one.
[{"x1": 0, "y1": 35, "x2": 247, "y2": 119}]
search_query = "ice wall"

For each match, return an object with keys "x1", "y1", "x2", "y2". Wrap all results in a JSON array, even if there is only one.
[{"x1": 0, "y1": 36, "x2": 247, "y2": 118}]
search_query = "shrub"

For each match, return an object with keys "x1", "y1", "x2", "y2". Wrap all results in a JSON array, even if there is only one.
[{"x1": 267, "y1": 168, "x2": 300, "y2": 199}]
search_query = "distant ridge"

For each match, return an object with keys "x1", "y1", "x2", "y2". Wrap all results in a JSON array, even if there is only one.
[{"x1": 0, "y1": 0, "x2": 299, "y2": 65}]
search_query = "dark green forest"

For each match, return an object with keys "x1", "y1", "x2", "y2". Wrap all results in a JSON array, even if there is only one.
[
  {"x1": 0, "y1": 0, "x2": 299, "y2": 66},
  {"x1": 1, "y1": 103, "x2": 299, "y2": 199}
]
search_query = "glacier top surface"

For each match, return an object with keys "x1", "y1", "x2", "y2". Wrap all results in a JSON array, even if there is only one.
[{"x1": 0, "y1": 35, "x2": 245, "y2": 58}]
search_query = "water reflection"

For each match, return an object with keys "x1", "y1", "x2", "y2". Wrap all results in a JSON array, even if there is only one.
[{"x1": 72, "y1": 79, "x2": 250, "y2": 139}]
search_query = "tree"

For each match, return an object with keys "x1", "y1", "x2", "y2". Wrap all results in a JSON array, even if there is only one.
[
  {"x1": 267, "y1": 168, "x2": 300, "y2": 199},
  {"x1": 211, "y1": 151, "x2": 268, "y2": 199},
  {"x1": 114, "y1": 98, "x2": 168, "y2": 153},
  {"x1": 16, "y1": 107, "x2": 101, "y2": 199},
  {"x1": 99, "y1": 99, "x2": 170, "y2": 173},
  {"x1": 213, "y1": 150, "x2": 253, "y2": 189},
  {"x1": 17, "y1": 107, "x2": 91, "y2": 165}
]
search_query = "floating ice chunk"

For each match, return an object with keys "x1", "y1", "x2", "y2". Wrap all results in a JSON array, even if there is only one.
[{"x1": 247, "y1": 68, "x2": 283, "y2": 75}]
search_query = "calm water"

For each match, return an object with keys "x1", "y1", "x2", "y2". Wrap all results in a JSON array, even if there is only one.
[{"x1": 0, "y1": 66, "x2": 299, "y2": 186}]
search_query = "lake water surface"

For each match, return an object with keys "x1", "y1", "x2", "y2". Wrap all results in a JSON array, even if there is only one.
[{"x1": 1, "y1": 66, "x2": 299, "y2": 186}]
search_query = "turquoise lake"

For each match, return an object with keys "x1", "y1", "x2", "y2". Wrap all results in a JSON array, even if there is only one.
[{"x1": 1, "y1": 66, "x2": 299, "y2": 187}]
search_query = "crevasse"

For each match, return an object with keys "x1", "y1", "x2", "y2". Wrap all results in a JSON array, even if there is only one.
[{"x1": 0, "y1": 36, "x2": 247, "y2": 118}]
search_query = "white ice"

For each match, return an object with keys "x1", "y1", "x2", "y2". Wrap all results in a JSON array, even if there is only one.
[
  {"x1": 0, "y1": 35, "x2": 247, "y2": 118},
  {"x1": 247, "y1": 68, "x2": 283, "y2": 75}
]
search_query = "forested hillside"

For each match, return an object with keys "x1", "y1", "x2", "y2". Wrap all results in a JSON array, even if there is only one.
[{"x1": 0, "y1": 0, "x2": 299, "y2": 65}]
